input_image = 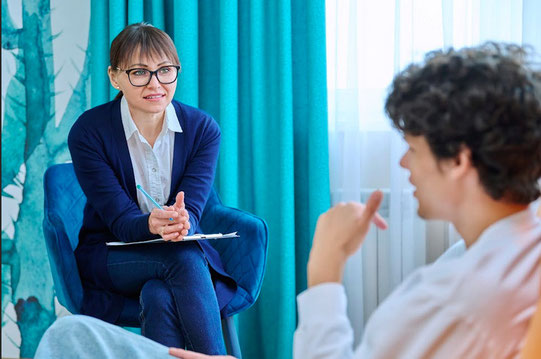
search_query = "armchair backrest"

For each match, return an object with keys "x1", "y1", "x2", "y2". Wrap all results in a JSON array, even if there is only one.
[{"x1": 43, "y1": 163, "x2": 85, "y2": 313}]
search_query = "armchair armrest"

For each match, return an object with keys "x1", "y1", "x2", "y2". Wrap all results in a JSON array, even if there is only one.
[{"x1": 199, "y1": 188, "x2": 268, "y2": 315}]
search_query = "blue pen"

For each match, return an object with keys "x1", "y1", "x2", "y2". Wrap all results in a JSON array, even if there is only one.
[{"x1": 136, "y1": 184, "x2": 173, "y2": 221}]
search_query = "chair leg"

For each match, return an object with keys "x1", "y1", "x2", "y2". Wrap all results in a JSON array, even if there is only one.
[{"x1": 222, "y1": 316, "x2": 242, "y2": 358}]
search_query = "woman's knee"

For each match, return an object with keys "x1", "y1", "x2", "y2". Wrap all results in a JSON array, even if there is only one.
[
  {"x1": 140, "y1": 279, "x2": 174, "y2": 310},
  {"x1": 163, "y1": 242, "x2": 207, "y2": 271}
]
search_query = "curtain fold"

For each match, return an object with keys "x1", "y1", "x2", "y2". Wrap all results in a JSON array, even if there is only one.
[{"x1": 89, "y1": 1, "x2": 330, "y2": 358}]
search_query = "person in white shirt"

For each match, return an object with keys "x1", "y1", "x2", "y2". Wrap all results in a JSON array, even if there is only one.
[{"x1": 294, "y1": 43, "x2": 541, "y2": 358}]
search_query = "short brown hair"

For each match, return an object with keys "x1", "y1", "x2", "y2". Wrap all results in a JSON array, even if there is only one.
[
  {"x1": 110, "y1": 22, "x2": 180, "y2": 68},
  {"x1": 110, "y1": 23, "x2": 180, "y2": 99}
]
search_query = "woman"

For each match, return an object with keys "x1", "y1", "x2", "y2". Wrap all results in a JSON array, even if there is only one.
[{"x1": 68, "y1": 23, "x2": 237, "y2": 355}]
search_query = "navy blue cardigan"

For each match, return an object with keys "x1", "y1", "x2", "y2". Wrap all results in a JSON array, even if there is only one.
[{"x1": 68, "y1": 99, "x2": 236, "y2": 323}]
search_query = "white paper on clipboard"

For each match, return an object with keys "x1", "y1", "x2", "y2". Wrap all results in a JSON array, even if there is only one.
[{"x1": 106, "y1": 232, "x2": 239, "y2": 246}]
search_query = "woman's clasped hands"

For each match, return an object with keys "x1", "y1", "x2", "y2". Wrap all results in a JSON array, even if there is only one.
[{"x1": 148, "y1": 191, "x2": 191, "y2": 241}]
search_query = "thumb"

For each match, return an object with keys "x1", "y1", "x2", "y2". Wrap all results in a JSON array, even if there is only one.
[{"x1": 175, "y1": 191, "x2": 185, "y2": 210}]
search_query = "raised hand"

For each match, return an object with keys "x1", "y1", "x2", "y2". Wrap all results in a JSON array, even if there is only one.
[
  {"x1": 307, "y1": 190, "x2": 388, "y2": 287},
  {"x1": 172, "y1": 191, "x2": 191, "y2": 236},
  {"x1": 148, "y1": 207, "x2": 180, "y2": 240},
  {"x1": 147, "y1": 191, "x2": 191, "y2": 242}
]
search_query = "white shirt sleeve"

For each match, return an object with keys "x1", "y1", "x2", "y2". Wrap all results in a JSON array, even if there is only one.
[
  {"x1": 294, "y1": 283, "x2": 355, "y2": 359},
  {"x1": 294, "y1": 280, "x2": 494, "y2": 359},
  {"x1": 355, "y1": 288, "x2": 490, "y2": 359}
]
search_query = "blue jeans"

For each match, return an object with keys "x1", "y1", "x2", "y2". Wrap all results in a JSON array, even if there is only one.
[{"x1": 106, "y1": 241, "x2": 226, "y2": 354}]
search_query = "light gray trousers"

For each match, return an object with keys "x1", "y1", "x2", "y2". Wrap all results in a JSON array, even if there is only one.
[{"x1": 35, "y1": 315, "x2": 172, "y2": 359}]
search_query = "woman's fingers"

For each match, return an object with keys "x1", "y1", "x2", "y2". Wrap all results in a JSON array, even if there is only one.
[
  {"x1": 159, "y1": 222, "x2": 190, "y2": 241},
  {"x1": 162, "y1": 231, "x2": 181, "y2": 241},
  {"x1": 150, "y1": 208, "x2": 178, "y2": 222},
  {"x1": 148, "y1": 199, "x2": 190, "y2": 237},
  {"x1": 174, "y1": 191, "x2": 185, "y2": 210},
  {"x1": 163, "y1": 204, "x2": 189, "y2": 226},
  {"x1": 180, "y1": 208, "x2": 189, "y2": 218}
]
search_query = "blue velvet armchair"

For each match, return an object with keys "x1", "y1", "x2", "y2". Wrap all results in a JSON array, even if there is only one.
[{"x1": 42, "y1": 163, "x2": 268, "y2": 358}]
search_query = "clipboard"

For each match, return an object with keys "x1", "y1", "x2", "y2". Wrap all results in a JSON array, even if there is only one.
[{"x1": 106, "y1": 232, "x2": 239, "y2": 246}]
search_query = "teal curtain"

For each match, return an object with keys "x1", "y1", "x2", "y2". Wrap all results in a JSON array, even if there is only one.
[{"x1": 89, "y1": 1, "x2": 330, "y2": 358}]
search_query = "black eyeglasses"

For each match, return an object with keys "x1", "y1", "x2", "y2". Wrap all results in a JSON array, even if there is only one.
[{"x1": 116, "y1": 65, "x2": 180, "y2": 87}]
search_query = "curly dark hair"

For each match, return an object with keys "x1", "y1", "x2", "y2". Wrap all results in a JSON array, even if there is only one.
[{"x1": 385, "y1": 42, "x2": 541, "y2": 204}]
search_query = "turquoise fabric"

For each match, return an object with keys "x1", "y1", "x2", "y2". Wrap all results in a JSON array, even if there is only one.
[{"x1": 88, "y1": 1, "x2": 330, "y2": 358}]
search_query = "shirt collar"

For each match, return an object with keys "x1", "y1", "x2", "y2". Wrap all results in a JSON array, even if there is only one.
[
  {"x1": 164, "y1": 101, "x2": 182, "y2": 133},
  {"x1": 120, "y1": 97, "x2": 183, "y2": 141},
  {"x1": 120, "y1": 96, "x2": 138, "y2": 140}
]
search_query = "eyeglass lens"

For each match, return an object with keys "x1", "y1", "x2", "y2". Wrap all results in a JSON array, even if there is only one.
[{"x1": 129, "y1": 66, "x2": 178, "y2": 86}]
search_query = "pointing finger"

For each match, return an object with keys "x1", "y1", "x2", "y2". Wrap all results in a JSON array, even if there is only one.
[{"x1": 359, "y1": 190, "x2": 386, "y2": 232}]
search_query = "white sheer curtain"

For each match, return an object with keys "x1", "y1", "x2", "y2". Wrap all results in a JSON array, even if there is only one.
[{"x1": 326, "y1": 0, "x2": 541, "y2": 345}]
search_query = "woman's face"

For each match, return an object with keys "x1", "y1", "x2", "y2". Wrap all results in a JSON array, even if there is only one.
[{"x1": 108, "y1": 52, "x2": 178, "y2": 119}]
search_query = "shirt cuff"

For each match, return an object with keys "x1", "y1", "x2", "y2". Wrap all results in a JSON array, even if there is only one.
[{"x1": 297, "y1": 283, "x2": 348, "y2": 327}]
